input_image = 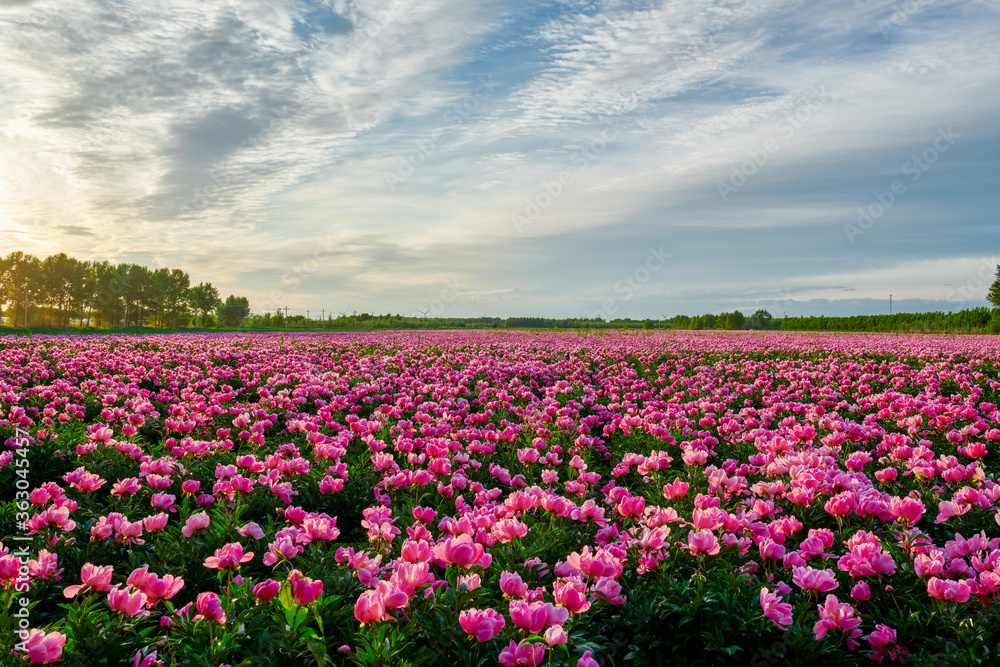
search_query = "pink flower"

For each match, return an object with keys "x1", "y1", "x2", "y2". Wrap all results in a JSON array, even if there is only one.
[
  {"x1": 492, "y1": 518, "x2": 529, "y2": 543},
  {"x1": 289, "y1": 569, "x2": 323, "y2": 605},
  {"x1": 813, "y1": 595, "x2": 862, "y2": 649},
  {"x1": 618, "y1": 495, "x2": 645, "y2": 518},
  {"x1": 687, "y1": 530, "x2": 721, "y2": 556},
  {"x1": 662, "y1": 478, "x2": 689, "y2": 499},
  {"x1": 126, "y1": 566, "x2": 184, "y2": 606},
  {"x1": 500, "y1": 570, "x2": 529, "y2": 598},
  {"x1": 759, "y1": 538, "x2": 786, "y2": 561},
  {"x1": 237, "y1": 522, "x2": 265, "y2": 540},
  {"x1": 63, "y1": 563, "x2": 114, "y2": 598},
  {"x1": 133, "y1": 649, "x2": 162, "y2": 667},
  {"x1": 195, "y1": 591, "x2": 226, "y2": 624},
  {"x1": 759, "y1": 587, "x2": 792, "y2": 628},
  {"x1": 578, "y1": 651, "x2": 600, "y2": 667},
  {"x1": 544, "y1": 625, "x2": 569, "y2": 647},
  {"x1": 252, "y1": 579, "x2": 281, "y2": 602},
  {"x1": 143, "y1": 513, "x2": 169, "y2": 533},
  {"x1": 824, "y1": 492, "x2": 857, "y2": 518},
  {"x1": 355, "y1": 590, "x2": 386, "y2": 624},
  {"x1": 432, "y1": 534, "x2": 486, "y2": 568},
  {"x1": 838, "y1": 543, "x2": 896, "y2": 578},
  {"x1": 553, "y1": 578, "x2": 591, "y2": 614},
  {"x1": 180, "y1": 480, "x2": 200, "y2": 495},
  {"x1": 888, "y1": 496, "x2": 925, "y2": 525},
  {"x1": 181, "y1": 511, "x2": 210, "y2": 537},
  {"x1": 27, "y1": 550, "x2": 62, "y2": 580},
  {"x1": 792, "y1": 566, "x2": 839, "y2": 593},
  {"x1": 914, "y1": 551, "x2": 944, "y2": 577},
  {"x1": 867, "y1": 624, "x2": 908, "y2": 663},
  {"x1": 459, "y1": 607, "x2": 506, "y2": 642},
  {"x1": 203, "y1": 543, "x2": 254, "y2": 571},
  {"x1": 19, "y1": 629, "x2": 66, "y2": 663},
  {"x1": 499, "y1": 640, "x2": 546, "y2": 667},
  {"x1": 509, "y1": 599, "x2": 548, "y2": 634},
  {"x1": 150, "y1": 493, "x2": 177, "y2": 513},
  {"x1": 850, "y1": 581, "x2": 871, "y2": 601},
  {"x1": 927, "y1": 577, "x2": 971, "y2": 603},
  {"x1": 108, "y1": 587, "x2": 148, "y2": 617}
]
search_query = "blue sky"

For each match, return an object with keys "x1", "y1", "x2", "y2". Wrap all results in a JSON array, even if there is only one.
[{"x1": 1, "y1": 0, "x2": 998, "y2": 319}]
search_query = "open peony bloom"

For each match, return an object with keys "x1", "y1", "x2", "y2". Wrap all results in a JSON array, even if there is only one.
[
  {"x1": 181, "y1": 511, "x2": 211, "y2": 538},
  {"x1": 203, "y1": 543, "x2": 254, "y2": 571},
  {"x1": 759, "y1": 587, "x2": 793, "y2": 628},
  {"x1": 354, "y1": 590, "x2": 386, "y2": 624},
  {"x1": 459, "y1": 607, "x2": 506, "y2": 642},
  {"x1": 108, "y1": 587, "x2": 148, "y2": 617},
  {"x1": 792, "y1": 566, "x2": 839, "y2": 593},
  {"x1": 194, "y1": 591, "x2": 226, "y2": 624},
  {"x1": 687, "y1": 530, "x2": 721, "y2": 556},
  {"x1": 288, "y1": 569, "x2": 323, "y2": 605},
  {"x1": 19, "y1": 629, "x2": 66, "y2": 664},
  {"x1": 813, "y1": 595, "x2": 862, "y2": 649},
  {"x1": 927, "y1": 577, "x2": 971, "y2": 603},
  {"x1": 499, "y1": 640, "x2": 546, "y2": 667},
  {"x1": 432, "y1": 534, "x2": 487, "y2": 568},
  {"x1": 63, "y1": 563, "x2": 114, "y2": 598}
]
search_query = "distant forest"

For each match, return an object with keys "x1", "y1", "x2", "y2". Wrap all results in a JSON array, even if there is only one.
[{"x1": 2, "y1": 251, "x2": 997, "y2": 333}]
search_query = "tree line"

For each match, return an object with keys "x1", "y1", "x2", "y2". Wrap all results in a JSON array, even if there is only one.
[{"x1": 0, "y1": 252, "x2": 250, "y2": 329}]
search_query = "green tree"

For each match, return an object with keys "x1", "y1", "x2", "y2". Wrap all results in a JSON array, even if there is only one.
[
  {"x1": 988, "y1": 265, "x2": 1000, "y2": 310},
  {"x1": 190, "y1": 282, "x2": 222, "y2": 327},
  {"x1": 747, "y1": 309, "x2": 774, "y2": 330},
  {"x1": 217, "y1": 294, "x2": 250, "y2": 327}
]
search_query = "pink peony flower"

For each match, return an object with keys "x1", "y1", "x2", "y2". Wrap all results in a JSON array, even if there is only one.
[
  {"x1": 203, "y1": 543, "x2": 254, "y2": 571},
  {"x1": 354, "y1": 590, "x2": 386, "y2": 624},
  {"x1": 499, "y1": 640, "x2": 546, "y2": 667},
  {"x1": 813, "y1": 595, "x2": 862, "y2": 649},
  {"x1": 289, "y1": 569, "x2": 323, "y2": 605},
  {"x1": 459, "y1": 607, "x2": 506, "y2": 642},
  {"x1": 195, "y1": 591, "x2": 226, "y2": 624},
  {"x1": 63, "y1": 563, "x2": 114, "y2": 598},
  {"x1": 687, "y1": 530, "x2": 721, "y2": 556},
  {"x1": 252, "y1": 579, "x2": 281, "y2": 602},
  {"x1": 108, "y1": 587, "x2": 148, "y2": 617},
  {"x1": 792, "y1": 566, "x2": 839, "y2": 593},
  {"x1": 759, "y1": 587, "x2": 792, "y2": 628},
  {"x1": 181, "y1": 511, "x2": 211, "y2": 537},
  {"x1": 19, "y1": 629, "x2": 66, "y2": 664},
  {"x1": 926, "y1": 577, "x2": 971, "y2": 603}
]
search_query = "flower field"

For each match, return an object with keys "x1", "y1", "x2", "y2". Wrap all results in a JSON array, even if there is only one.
[{"x1": 3, "y1": 330, "x2": 1000, "y2": 666}]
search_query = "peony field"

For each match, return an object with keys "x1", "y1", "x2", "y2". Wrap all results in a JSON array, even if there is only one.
[{"x1": 3, "y1": 329, "x2": 1000, "y2": 666}]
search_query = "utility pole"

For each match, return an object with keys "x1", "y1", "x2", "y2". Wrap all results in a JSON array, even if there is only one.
[
  {"x1": 24, "y1": 285, "x2": 28, "y2": 329},
  {"x1": 353, "y1": 309, "x2": 357, "y2": 329},
  {"x1": 284, "y1": 306, "x2": 289, "y2": 320},
  {"x1": 889, "y1": 294, "x2": 892, "y2": 315}
]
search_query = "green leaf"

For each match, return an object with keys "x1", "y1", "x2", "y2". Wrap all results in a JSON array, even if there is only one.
[{"x1": 306, "y1": 636, "x2": 328, "y2": 666}]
